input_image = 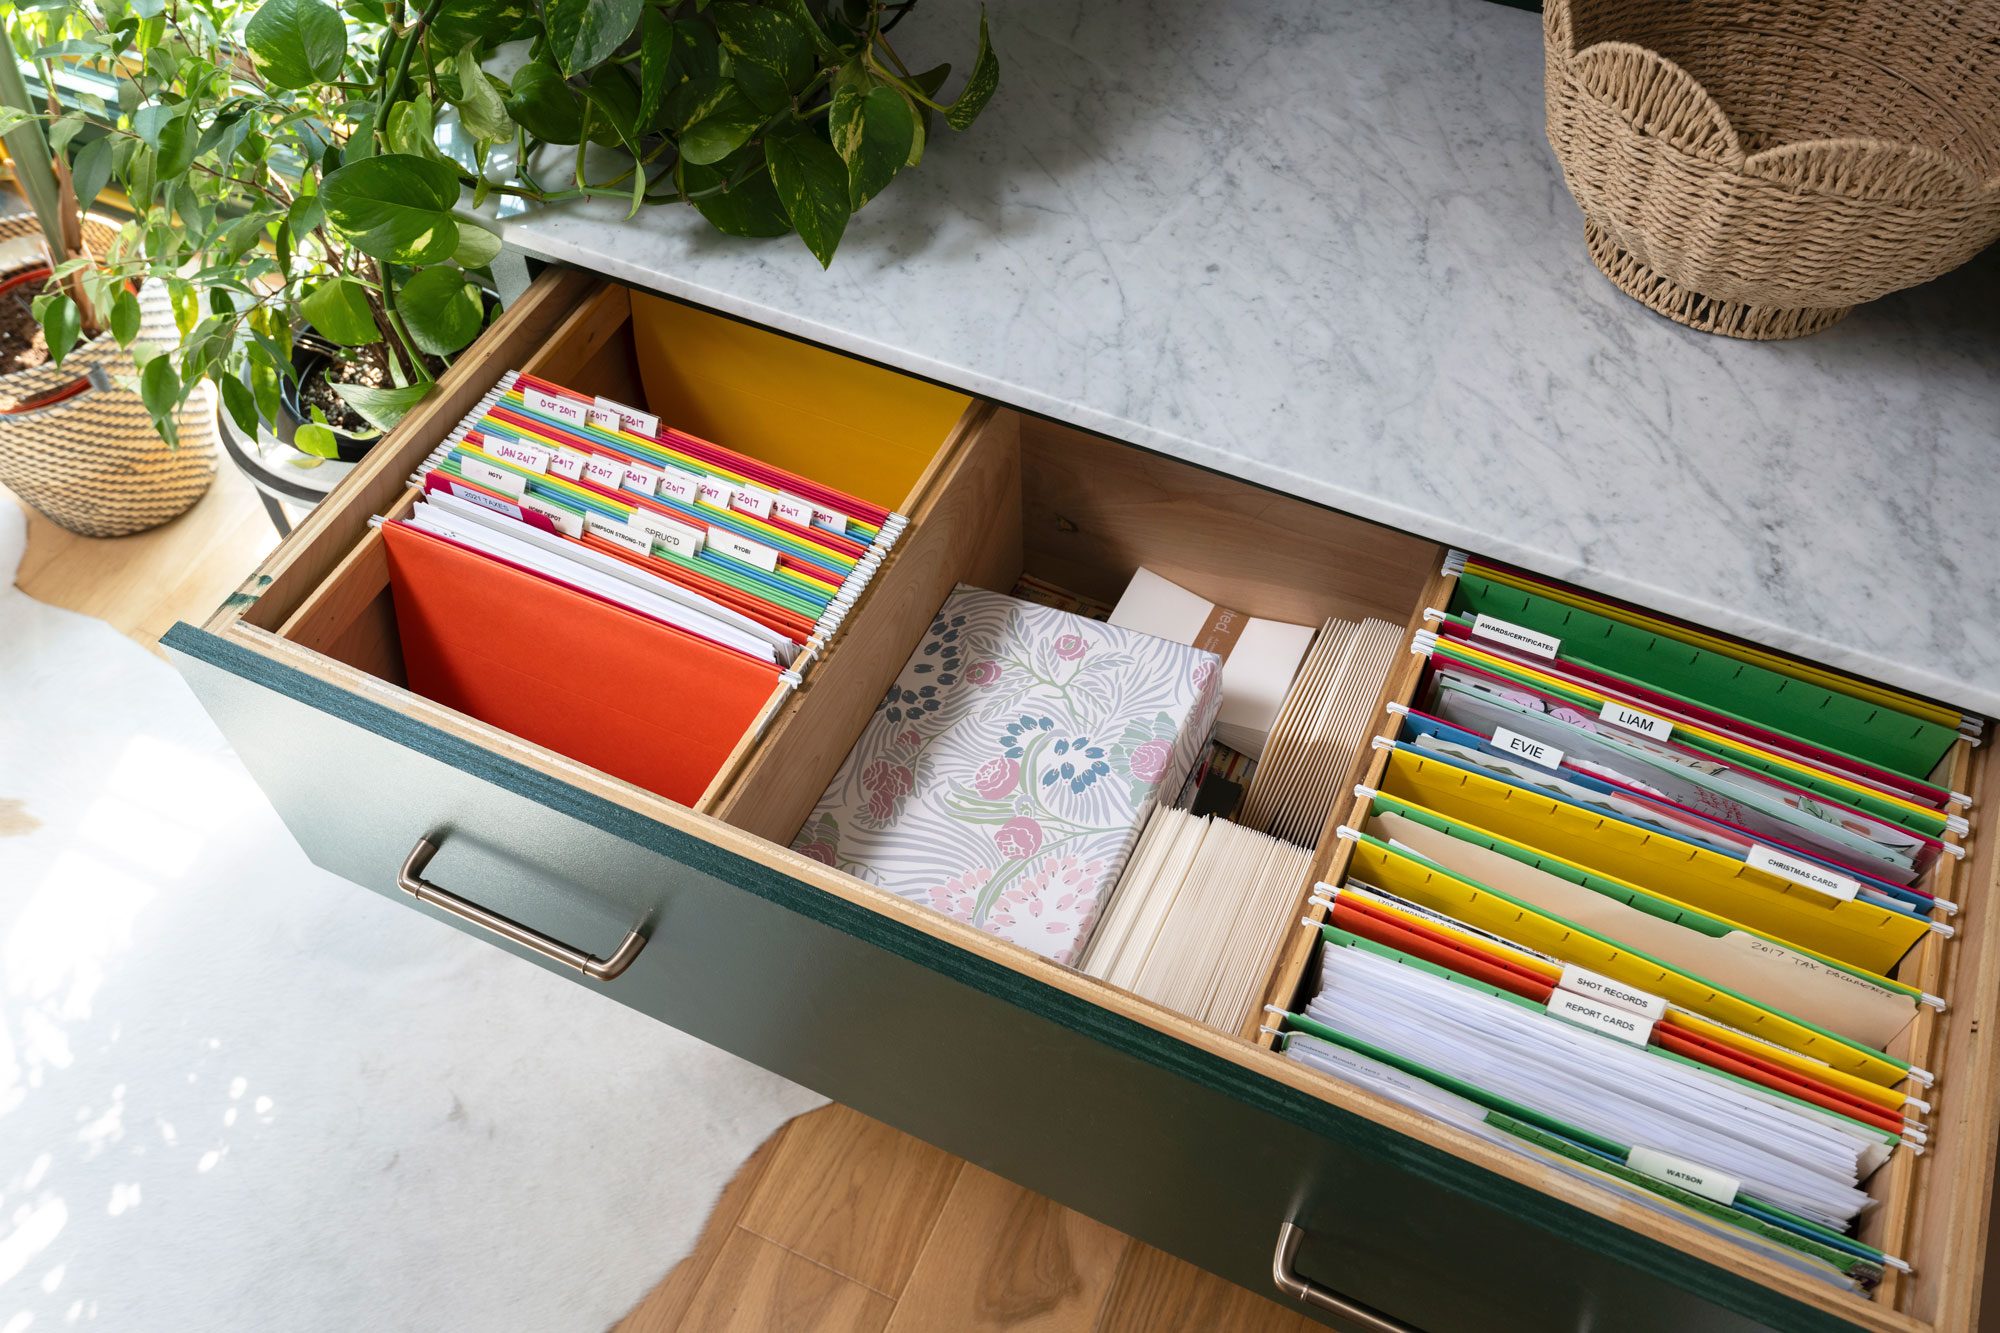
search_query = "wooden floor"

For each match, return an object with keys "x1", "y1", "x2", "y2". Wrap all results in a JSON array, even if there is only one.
[{"x1": 8, "y1": 465, "x2": 1313, "y2": 1332}]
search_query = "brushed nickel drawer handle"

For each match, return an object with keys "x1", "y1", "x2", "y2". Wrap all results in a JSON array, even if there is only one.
[
  {"x1": 1273, "y1": 1221, "x2": 1414, "y2": 1331},
  {"x1": 398, "y1": 836, "x2": 645, "y2": 982}
]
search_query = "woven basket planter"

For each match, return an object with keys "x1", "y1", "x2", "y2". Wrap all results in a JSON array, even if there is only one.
[
  {"x1": 0, "y1": 214, "x2": 217, "y2": 537},
  {"x1": 1544, "y1": 0, "x2": 2000, "y2": 339}
]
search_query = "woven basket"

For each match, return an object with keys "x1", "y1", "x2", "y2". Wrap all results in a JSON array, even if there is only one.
[
  {"x1": 1544, "y1": 0, "x2": 2000, "y2": 339},
  {"x1": 0, "y1": 214, "x2": 217, "y2": 537}
]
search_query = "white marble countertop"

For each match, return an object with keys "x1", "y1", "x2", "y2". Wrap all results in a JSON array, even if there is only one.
[{"x1": 492, "y1": 0, "x2": 2000, "y2": 718}]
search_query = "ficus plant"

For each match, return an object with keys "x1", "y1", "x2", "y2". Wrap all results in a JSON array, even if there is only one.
[{"x1": 7, "y1": 0, "x2": 995, "y2": 452}]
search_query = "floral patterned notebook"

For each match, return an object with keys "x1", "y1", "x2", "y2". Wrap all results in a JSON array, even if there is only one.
[{"x1": 794, "y1": 585, "x2": 1223, "y2": 965}]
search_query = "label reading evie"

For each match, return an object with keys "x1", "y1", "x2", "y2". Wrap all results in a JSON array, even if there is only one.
[
  {"x1": 1491, "y1": 725, "x2": 1562, "y2": 771},
  {"x1": 1626, "y1": 1146, "x2": 1740, "y2": 1205},
  {"x1": 1545, "y1": 990, "x2": 1655, "y2": 1046},
  {"x1": 1557, "y1": 963, "x2": 1666, "y2": 1021},
  {"x1": 1599, "y1": 700, "x2": 1673, "y2": 741},
  {"x1": 1746, "y1": 845, "x2": 1861, "y2": 903},
  {"x1": 1469, "y1": 614, "x2": 1560, "y2": 660}
]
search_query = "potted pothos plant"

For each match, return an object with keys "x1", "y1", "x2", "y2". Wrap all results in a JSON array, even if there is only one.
[{"x1": 14, "y1": 0, "x2": 995, "y2": 464}]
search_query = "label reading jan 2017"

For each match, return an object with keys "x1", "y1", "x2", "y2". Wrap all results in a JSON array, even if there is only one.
[
  {"x1": 1556, "y1": 964, "x2": 1666, "y2": 1021},
  {"x1": 522, "y1": 386, "x2": 586, "y2": 427},
  {"x1": 1545, "y1": 990, "x2": 1654, "y2": 1047},
  {"x1": 1599, "y1": 700, "x2": 1673, "y2": 741},
  {"x1": 1626, "y1": 1146, "x2": 1740, "y2": 1206},
  {"x1": 483, "y1": 437, "x2": 550, "y2": 474},
  {"x1": 1491, "y1": 725, "x2": 1563, "y2": 771},
  {"x1": 1469, "y1": 614, "x2": 1560, "y2": 660},
  {"x1": 1746, "y1": 845, "x2": 1862, "y2": 903}
]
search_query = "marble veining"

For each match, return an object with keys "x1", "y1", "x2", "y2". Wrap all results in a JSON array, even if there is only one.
[{"x1": 494, "y1": 0, "x2": 2000, "y2": 717}]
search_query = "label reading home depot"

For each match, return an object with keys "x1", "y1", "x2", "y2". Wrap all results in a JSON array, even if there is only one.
[
  {"x1": 628, "y1": 509, "x2": 705, "y2": 559},
  {"x1": 714, "y1": 531, "x2": 781, "y2": 572},
  {"x1": 654, "y1": 466, "x2": 702, "y2": 504},
  {"x1": 1627, "y1": 1147, "x2": 1740, "y2": 1205},
  {"x1": 1599, "y1": 700, "x2": 1673, "y2": 741},
  {"x1": 1557, "y1": 964, "x2": 1666, "y2": 1021},
  {"x1": 548, "y1": 447, "x2": 588, "y2": 481},
  {"x1": 1492, "y1": 726, "x2": 1562, "y2": 771},
  {"x1": 1545, "y1": 990, "x2": 1654, "y2": 1046},
  {"x1": 484, "y1": 437, "x2": 549, "y2": 474},
  {"x1": 1746, "y1": 845, "x2": 1861, "y2": 903},
  {"x1": 1470, "y1": 614, "x2": 1560, "y2": 660},
  {"x1": 595, "y1": 396, "x2": 658, "y2": 437},
  {"x1": 583, "y1": 512, "x2": 651, "y2": 556},
  {"x1": 519, "y1": 493, "x2": 582, "y2": 537},
  {"x1": 522, "y1": 386, "x2": 585, "y2": 426},
  {"x1": 458, "y1": 457, "x2": 525, "y2": 498}
]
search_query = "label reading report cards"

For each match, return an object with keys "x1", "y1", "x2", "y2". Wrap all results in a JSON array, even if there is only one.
[
  {"x1": 1557, "y1": 964, "x2": 1666, "y2": 1021},
  {"x1": 1545, "y1": 990, "x2": 1654, "y2": 1047},
  {"x1": 1469, "y1": 614, "x2": 1560, "y2": 660}
]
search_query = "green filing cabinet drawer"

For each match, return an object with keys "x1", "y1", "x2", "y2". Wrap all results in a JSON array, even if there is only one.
[{"x1": 164, "y1": 621, "x2": 1847, "y2": 1333}]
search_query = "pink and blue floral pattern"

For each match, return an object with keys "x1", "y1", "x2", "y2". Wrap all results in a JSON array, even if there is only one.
[{"x1": 794, "y1": 585, "x2": 1221, "y2": 965}]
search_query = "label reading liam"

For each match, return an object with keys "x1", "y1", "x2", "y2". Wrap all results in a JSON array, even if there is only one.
[
  {"x1": 1627, "y1": 1147, "x2": 1740, "y2": 1206},
  {"x1": 1599, "y1": 700, "x2": 1673, "y2": 741},
  {"x1": 1746, "y1": 844, "x2": 1861, "y2": 903},
  {"x1": 1469, "y1": 614, "x2": 1560, "y2": 660},
  {"x1": 523, "y1": 386, "x2": 585, "y2": 426},
  {"x1": 1545, "y1": 990, "x2": 1654, "y2": 1047},
  {"x1": 1491, "y1": 725, "x2": 1562, "y2": 771},
  {"x1": 714, "y1": 531, "x2": 781, "y2": 572},
  {"x1": 1557, "y1": 964, "x2": 1666, "y2": 1021}
]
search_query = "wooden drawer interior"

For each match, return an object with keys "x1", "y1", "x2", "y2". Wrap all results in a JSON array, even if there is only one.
[{"x1": 201, "y1": 267, "x2": 2000, "y2": 1331}]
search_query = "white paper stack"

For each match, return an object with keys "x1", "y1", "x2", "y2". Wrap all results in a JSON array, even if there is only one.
[
  {"x1": 1109, "y1": 568, "x2": 1314, "y2": 759},
  {"x1": 1080, "y1": 806, "x2": 1314, "y2": 1032}
]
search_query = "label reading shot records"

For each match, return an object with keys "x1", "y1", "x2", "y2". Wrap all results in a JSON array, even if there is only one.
[
  {"x1": 1627, "y1": 1146, "x2": 1741, "y2": 1206},
  {"x1": 1746, "y1": 845, "x2": 1862, "y2": 903},
  {"x1": 1557, "y1": 964, "x2": 1667, "y2": 1021},
  {"x1": 1545, "y1": 990, "x2": 1655, "y2": 1047},
  {"x1": 459, "y1": 457, "x2": 526, "y2": 498},
  {"x1": 1599, "y1": 700, "x2": 1673, "y2": 742},
  {"x1": 1491, "y1": 725, "x2": 1563, "y2": 771},
  {"x1": 628, "y1": 509, "x2": 706, "y2": 559},
  {"x1": 523, "y1": 386, "x2": 587, "y2": 427},
  {"x1": 714, "y1": 530, "x2": 781, "y2": 572},
  {"x1": 1470, "y1": 614, "x2": 1560, "y2": 660},
  {"x1": 583, "y1": 512, "x2": 653, "y2": 557},
  {"x1": 519, "y1": 493, "x2": 582, "y2": 537}
]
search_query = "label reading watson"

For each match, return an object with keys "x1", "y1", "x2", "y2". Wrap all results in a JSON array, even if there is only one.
[
  {"x1": 1545, "y1": 990, "x2": 1655, "y2": 1047},
  {"x1": 1491, "y1": 725, "x2": 1563, "y2": 771},
  {"x1": 1599, "y1": 700, "x2": 1673, "y2": 741},
  {"x1": 629, "y1": 509, "x2": 705, "y2": 558},
  {"x1": 1469, "y1": 614, "x2": 1560, "y2": 660},
  {"x1": 1557, "y1": 964, "x2": 1667, "y2": 1021},
  {"x1": 714, "y1": 531, "x2": 781, "y2": 572},
  {"x1": 519, "y1": 493, "x2": 582, "y2": 537},
  {"x1": 484, "y1": 437, "x2": 550, "y2": 474},
  {"x1": 1627, "y1": 1146, "x2": 1740, "y2": 1206},
  {"x1": 523, "y1": 386, "x2": 586, "y2": 427},
  {"x1": 1746, "y1": 845, "x2": 1862, "y2": 903},
  {"x1": 458, "y1": 457, "x2": 526, "y2": 498},
  {"x1": 583, "y1": 512, "x2": 652, "y2": 557}
]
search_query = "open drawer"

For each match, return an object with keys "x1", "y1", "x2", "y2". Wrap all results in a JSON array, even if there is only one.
[{"x1": 163, "y1": 267, "x2": 2000, "y2": 1332}]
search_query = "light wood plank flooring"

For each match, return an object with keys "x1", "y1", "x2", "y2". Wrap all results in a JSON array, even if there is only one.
[{"x1": 7, "y1": 467, "x2": 1311, "y2": 1331}]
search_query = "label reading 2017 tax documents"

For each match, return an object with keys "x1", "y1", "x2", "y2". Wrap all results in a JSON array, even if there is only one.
[
  {"x1": 1557, "y1": 964, "x2": 1666, "y2": 1021},
  {"x1": 1626, "y1": 1146, "x2": 1740, "y2": 1206},
  {"x1": 1747, "y1": 844, "x2": 1861, "y2": 903},
  {"x1": 714, "y1": 531, "x2": 781, "y2": 572},
  {"x1": 1491, "y1": 725, "x2": 1563, "y2": 770},
  {"x1": 1599, "y1": 700, "x2": 1673, "y2": 741},
  {"x1": 523, "y1": 386, "x2": 586, "y2": 427},
  {"x1": 1469, "y1": 614, "x2": 1560, "y2": 660},
  {"x1": 1545, "y1": 990, "x2": 1655, "y2": 1047}
]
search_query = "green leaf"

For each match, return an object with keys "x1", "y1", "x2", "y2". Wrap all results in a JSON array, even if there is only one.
[
  {"x1": 244, "y1": 0, "x2": 347, "y2": 89},
  {"x1": 47, "y1": 112, "x2": 86, "y2": 156},
  {"x1": 139, "y1": 353, "x2": 180, "y2": 421},
  {"x1": 386, "y1": 93, "x2": 449, "y2": 161},
  {"x1": 156, "y1": 106, "x2": 197, "y2": 178},
  {"x1": 542, "y1": 0, "x2": 643, "y2": 78},
  {"x1": 332, "y1": 379, "x2": 431, "y2": 432},
  {"x1": 394, "y1": 265, "x2": 484, "y2": 355},
  {"x1": 771, "y1": 0, "x2": 837, "y2": 60},
  {"x1": 504, "y1": 60, "x2": 585, "y2": 145},
  {"x1": 319, "y1": 153, "x2": 461, "y2": 265},
  {"x1": 677, "y1": 80, "x2": 762, "y2": 167},
  {"x1": 711, "y1": 2, "x2": 812, "y2": 113},
  {"x1": 70, "y1": 136, "x2": 114, "y2": 211},
  {"x1": 287, "y1": 192, "x2": 324, "y2": 237},
  {"x1": 294, "y1": 421, "x2": 340, "y2": 458},
  {"x1": 299, "y1": 277, "x2": 383, "y2": 347},
  {"x1": 109, "y1": 287, "x2": 141, "y2": 347},
  {"x1": 830, "y1": 68, "x2": 914, "y2": 210},
  {"x1": 453, "y1": 44, "x2": 513, "y2": 142},
  {"x1": 764, "y1": 127, "x2": 849, "y2": 267},
  {"x1": 247, "y1": 342, "x2": 283, "y2": 424},
  {"x1": 636, "y1": 9, "x2": 674, "y2": 128},
  {"x1": 450, "y1": 217, "x2": 503, "y2": 268},
  {"x1": 431, "y1": 0, "x2": 536, "y2": 52},
  {"x1": 943, "y1": 10, "x2": 997, "y2": 131},
  {"x1": 684, "y1": 155, "x2": 790, "y2": 238},
  {"x1": 220, "y1": 368, "x2": 262, "y2": 438},
  {"x1": 583, "y1": 65, "x2": 641, "y2": 151},
  {"x1": 34, "y1": 294, "x2": 83, "y2": 368}
]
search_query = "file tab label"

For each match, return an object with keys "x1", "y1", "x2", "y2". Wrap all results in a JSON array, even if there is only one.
[
  {"x1": 583, "y1": 512, "x2": 652, "y2": 557},
  {"x1": 1492, "y1": 726, "x2": 1562, "y2": 770},
  {"x1": 1599, "y1": 700, "x2": 1673, "y2": 741},
  {"x1": 1546, "y1": 990, "x2": 1655, "y2": 1046},
  {"x1": 484, "y1": 437, "x2": 550, "y2": 474},
  {"x1": 715, "y1": 531, "x2": 781, "y2": 572},
  {"x1": 519, "y1": 493, "x2": 581, "y2": 537},
  {"x1": 1470, "y1": 614, "x2": 1560, "y2": 660},
  {"x1": 629, "y1": 509, "x2": 705, "y2": 559},
  {"x1": 1558, "y1": 964, "x2": 1666, "y2": 1021},
  {"x1": 1746, "y1": 845, "x2": 1861, "y2": 903},
  {"x1": 459, "y1": 457, "x2": 526, "y2": 498},
  {"x1": 1627, "y1": 1146, "x2": 1740, "y2": 1205},
  {"x1": 523, "y1": 386, "x2": 586, "y2": 427}
]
